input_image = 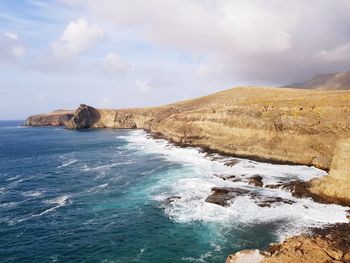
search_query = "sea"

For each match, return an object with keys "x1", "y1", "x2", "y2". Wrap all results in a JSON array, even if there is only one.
[{"x1": 0, "y1": 120, "x2": 348, "y2": 263}]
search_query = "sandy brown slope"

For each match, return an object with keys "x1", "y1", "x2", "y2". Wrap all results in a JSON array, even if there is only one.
[{"x1": 285, "y1": 71, "x2": 350, "y2": 90}]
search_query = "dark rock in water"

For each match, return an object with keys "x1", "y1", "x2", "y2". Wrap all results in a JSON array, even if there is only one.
[
  {"x1": 165, "y1": 196, "x2": 181, "y2": 203},
  {"x1": 256, "y1": 196, "x2": 295, "y2": 208},
  {"x1": 224, "y1": 159, "x2": 240, "y2": 167},
  {"x1": 248, "y1": 175, "x2": 264, "y2": 187},
  {"x1": 213, "y1": 174, "x2": 237, "y2": 181},
  {"x1": 205, "y1": 186, "x2": 295, "y2": 208},
  {"x1": 265, "y1": 180, "x2": 333, "y2": 204},
  {"x1": 66, "y1": 104, "x2": 101, "y2": 129},
  {"x1": 205, "y1": 187, "x2": 250, "y2": 206}
]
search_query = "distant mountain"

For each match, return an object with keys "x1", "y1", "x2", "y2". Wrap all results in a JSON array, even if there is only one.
[{"x1": 284, "y1": 71, "x2": 350, "y2": 90}]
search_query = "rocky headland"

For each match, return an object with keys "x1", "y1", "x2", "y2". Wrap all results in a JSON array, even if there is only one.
[
  {"x1": 25, "y1": 86, "x2": 350, "y2": 262},
  {"x1": 24, "y1": 109, "x2": 74, "y2": 126}
]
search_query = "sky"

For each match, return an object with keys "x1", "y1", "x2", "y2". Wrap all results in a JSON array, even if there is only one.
[{"x1": 1, "y1": 0, "x2": 350, "y2": 119}]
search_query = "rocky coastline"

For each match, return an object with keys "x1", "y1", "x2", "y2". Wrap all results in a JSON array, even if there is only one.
[{"x1": 25, "y1": 87, "x2": 350, "y2": 262}]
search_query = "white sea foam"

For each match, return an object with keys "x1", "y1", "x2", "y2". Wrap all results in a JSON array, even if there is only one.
[
  {"x1": 38, "y1": 195, "x2": 71, "y2": 216},
  {"x1": 0, "y1": 201, "x2": 18, "y2": 208},
  {"x1": 5, "y1": 175, "x2": 21, "y2": 181},
  {"x1": 21, "y1": 190, "x2": 43, "y2": 197},
  {"x1": 87, "y1": 183, "x2": 109, "y2": 193},
  {"x1": 0, "y1": 187, "x2": 6, "y2": 195},
  {"x1": 10, "y1": 195, "x2": 72, "y2": 224},
  {"x1": 57, "y1": 159, "x2": 78, "y2": 168},
  {"x1": 120, "y1": 130, "x2": 349, "y2": 238}
]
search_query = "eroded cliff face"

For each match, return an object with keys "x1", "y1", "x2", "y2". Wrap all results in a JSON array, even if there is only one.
[{"x1": 25, "y1": 87, "x2": 350, "y2": 205}]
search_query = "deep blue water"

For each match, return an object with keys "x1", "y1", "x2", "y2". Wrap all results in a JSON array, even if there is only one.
[{"x1": 0, "y1": 121, "x2": 347, "y2": 263}]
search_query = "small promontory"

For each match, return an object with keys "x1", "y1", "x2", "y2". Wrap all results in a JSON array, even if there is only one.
[{"x1": 24, "y1": 109, "x2": 74, "y2": 126}]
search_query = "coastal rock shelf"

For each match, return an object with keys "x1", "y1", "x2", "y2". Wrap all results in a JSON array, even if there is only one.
[
  {"x1": 226, "y1": 223, "x2": 350, "y2": 263},
  {"x1": 25, "y1": 87, "x2": 350, "y2": 206}
]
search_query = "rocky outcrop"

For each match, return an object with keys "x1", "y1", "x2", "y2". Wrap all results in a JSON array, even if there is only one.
[
  {"x1": 285, "y1": 70, "x2": 350, "y2": 90},
  {"x1": 66, "y1": 104, "x2": 101, "y2": 129},
  {"x1": 25, "y1": 87, "x2": 350, "y2": 205},
  {"x1": 24, "y1": 110, "x2": 74, "y2": 126},
  {"x1": 226, "y1": 223, "x2": 350, "y2": 263}
]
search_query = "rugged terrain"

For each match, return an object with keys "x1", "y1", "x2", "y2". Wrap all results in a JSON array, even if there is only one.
[
  {"x1": 285, "y1": 71, "x2": 350, "y2": 90},
  {"x1": 25, "y1": 87, "x2": 350, "y2": 205}
]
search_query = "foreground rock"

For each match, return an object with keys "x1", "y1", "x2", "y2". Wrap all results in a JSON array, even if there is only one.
[
  {"x1": 25, "y1": 87, "x2": 350, "y2": 205},
  {"x1": 226, "y1": 223, "x2": 350, "y2": 263},
  {"x1": 205, "y1": 187, "x2": 249, "y2": 206},
  {"x1": 24, "y1": 110, "x2": 74, "y2": 126}
]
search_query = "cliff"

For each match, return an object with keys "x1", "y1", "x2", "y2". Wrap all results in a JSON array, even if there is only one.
[
  {"x1": 25, "y1": 87, "x2": 350, "y2": 205},
  {"x1": 24, "y1": 110, "x2": 74, "y2": 126},
  {"x1": 285, "y1": 70, "x2": 350, "y2": 90}
]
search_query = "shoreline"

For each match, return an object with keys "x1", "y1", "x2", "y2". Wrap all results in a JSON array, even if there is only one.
[{"x1": 24, "y1": 87, "x2": 350, "y2": 262}]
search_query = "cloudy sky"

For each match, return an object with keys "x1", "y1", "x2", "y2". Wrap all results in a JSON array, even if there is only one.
[{"x1": 1, "y1": 0, "x2": 350, "y2": 119}]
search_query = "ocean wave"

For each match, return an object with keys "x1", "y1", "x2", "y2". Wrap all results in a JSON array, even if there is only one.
[
  {"x1": 87, "y1": 183, "x2": 109, "y2": 193},
  {"x1": 5, "y1": 175, "x2": 21, "y2": 181},
  {"x1": 57, "y1": 159, "x2": 78, "y2": 168},
  {"x1": 0, "y1": 187, "x2": 6, "y2": 195},
  {"x1": 0, "y1": 201, "x2": 19, "y2": 208},
  {"x1": 121, "y1": 130, "x2": 349, "y2": 239},
  {"x1": 82, "y1": 161, "x2": 136, "y2": 172},
  {"x1": 21, "y1": 190, "x2": 43, "y2": 197},
  {"x1": 37, "y1": 195, "x2": 72, "y2": 216}
]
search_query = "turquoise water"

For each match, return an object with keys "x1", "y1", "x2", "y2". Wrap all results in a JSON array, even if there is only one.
[{"x1": 0, "y1": 121, "x2": 348, "y2": 263}]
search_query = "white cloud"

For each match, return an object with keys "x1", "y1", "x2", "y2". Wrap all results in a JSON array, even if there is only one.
[
  {"x1": 102, "y1": 53, "x2": 132, "y2": 75},
  {"x1": 63, "y1": 0, "x2": 350, "y2": 84},
  {"x1": 51, "y1": 18, "x2": 105, "y2": 60},
  {"x1": 5, "y1": 32, "x2": 18, "y2": 40},
  {"x1": 11, "y1": 45, "x2": 25, "y2": 58},
  {"x1": 0, "y1": 32, "x2": 25, "y2": 64},
  {"x1": 315, "y1": 42, "x2": 350, "y2": 62},
  {"x1": 136, "y1": 80, "x2": 151, "y2": 93}
]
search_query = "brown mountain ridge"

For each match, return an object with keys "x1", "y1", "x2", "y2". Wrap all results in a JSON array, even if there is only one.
[{"x1": 284, "y1": 70, "x2": 350, "y2": 90}]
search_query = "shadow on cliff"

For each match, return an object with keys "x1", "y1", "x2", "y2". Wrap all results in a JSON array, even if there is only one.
[{"x1": 66, "y1": 104, "x2": 101, "y2": 129}]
